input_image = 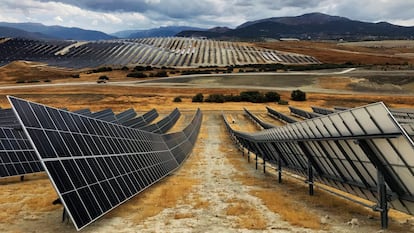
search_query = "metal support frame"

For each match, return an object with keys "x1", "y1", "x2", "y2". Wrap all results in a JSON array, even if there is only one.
[
  {"x1": 377, "y1": 170, "x2": 388, "y2": 229},
  {"x1": 255, "y1": 154, "x2": 258, "y2": 170},
  {"x1": 20, "y1": 175, "x2": 24, "y2": 181},
  {"x1": 263, "y1": 159, "x2": 266, "y2": 174},
  {"x1": 308, "y1": 159, "x2": 314, "y2": 196},
  {"x1": 247, "y1": 151, "x2": 250, "y2": 163},
  {"x1": 278, "y1": 160, "x2": 282, "y2": 183}
]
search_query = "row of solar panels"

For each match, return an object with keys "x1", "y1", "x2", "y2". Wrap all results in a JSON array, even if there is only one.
[
  {"x1": 1, "y1": 96, "x2": 202, "y2": 231},
  {"x1": 0, "y1": 37, "x2": 320, "y2": 68},
  {"x1": 225, "y1": 103, "x2": 414, "y2": 228}
]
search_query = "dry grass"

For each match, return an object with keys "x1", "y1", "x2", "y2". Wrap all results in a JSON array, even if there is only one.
[
  {"x1": 173, "y1": 212, "x2": 195, "y2": 219},
  {"x1": 225, "y1": 199, "x2": 267, "y2": 230},
  {"x1": 255, "y1": 41, "x2": 414, "y2": 65}
]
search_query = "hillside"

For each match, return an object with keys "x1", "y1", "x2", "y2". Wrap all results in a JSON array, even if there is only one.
[
  {"x1": 0, "y1": 22, "x2": 116, "y2": 40},
  {"x1": 0, "y1": 26, "x2": 54, "y2": 40},
  {"x1": 177, "y1": 13, "x2": 414, "y2": 41},
  {"x1": 113, "y1": 26, "x2": 206, "y2": 39}
]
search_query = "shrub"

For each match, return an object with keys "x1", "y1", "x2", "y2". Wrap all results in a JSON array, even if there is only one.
[
  {"x1": 240, "y1": 91, "x2": 267, "y2": 103},
  {"x1": 27, "y1": 80, "x2": 40, "y2": 83},
  {"x1": 278, "y1": 99, "x2": 289, "y2": 105},
  {"x1": 99, "y1": 75, "x2": 109, "y2": 80},
  {"x1": 265, "y1": 91, "x2": 281, "y2": 102},
  {"x1": 121, "y1": 66, "x2": 129, "y2": 71},
  {"x1": 173, "y1": 97, "x2": 182, "y2": 102},
  {"x1": 92, "y1": 67, "x2": 112, "y2": 73},
  {"x1": 127, "y1": 72, "x2": 147, "y2": 78},
  {"x1": 154, "y1": 71, "x2": 168, "y2": 77},
  {"x1": 71, "y1": 74, "x2": 80, "y2": 78},
  {"x1": 44, "y1": 79, "x2": 52, "y2": 82},
  {"x1": 291, "y1": 89, "x2": 306, "y2": 101},
  {"x1": 205, "y1": 94, "x2": 225, "y2": 103},
  {"x1": 192, "y1": 93, "x2": 204, "y2": 102},
  {"x1": 16, "y1": 80, "x2": 25, "y2": 83}
]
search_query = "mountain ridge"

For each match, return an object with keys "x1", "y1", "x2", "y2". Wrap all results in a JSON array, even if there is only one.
[{"x1": 177, "y1": 13, "x2": 414, "y2": 41}]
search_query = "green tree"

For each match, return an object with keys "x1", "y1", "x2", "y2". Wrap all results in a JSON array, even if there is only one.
[
  {"x1": 291, "y1": 89, "x2": 306, "y2": 101},
  {"x1": 192, "y1": 93, "x2": 204, "y2": 102}
]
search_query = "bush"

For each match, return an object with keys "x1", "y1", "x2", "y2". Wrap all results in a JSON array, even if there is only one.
[
  {"x1": 16, "y1": 80, "x2": 25, "y2": 83},
  {"x1": 127, "y1": 72, "x2": 147, "y2": 78},
  {"x1": 291, "y1": 89, "x2": 306, "y2": 101},
  {"x1": 205, "y1": 94, "x2": 225, "y2": 103},
  {"x1": 192, "y1": 93, "x2": 204, "y2": 102},
  {"x1": 265, "y1": 91, "x2": 281, "y2": 102},
  {"x1": 154, "y1": 71, "x2": 168, "y2": 77},
  {"x1": 71, "y1": 74, "x2": 80, "y2": 78},
  {"x1": 99, "y1": 75, "x2": 109, "y2": 80},
  {"x1": 44, "y1": 79, "x2": 52, "y2": 82},
  {"x1": 121, "y1": 66, "x2": 129, "y2": 71},
  {"x1": 173, "y1": 97, "x2": 182, "y2": 102},
  {"x1": 278, "y1": 99, "x2": 289, "y2": 105},
  {"x1": 240, "y1": 91, "x2": 267, "y2": 103},
  {"x1": 92, "y1": 67, "x2": 112, "y2": 73},
  {"x1": 27, "y1": 80, "x2": 40, "y2": 83}
]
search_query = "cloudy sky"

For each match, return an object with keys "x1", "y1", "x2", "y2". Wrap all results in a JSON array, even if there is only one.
[{"x1": 1, "y1": 0, "x2": 414, "y2": 33}]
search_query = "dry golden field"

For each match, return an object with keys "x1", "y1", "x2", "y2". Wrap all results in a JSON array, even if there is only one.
[{"x1": 1, "y1": 42, "x2": 414, "y2": 232}]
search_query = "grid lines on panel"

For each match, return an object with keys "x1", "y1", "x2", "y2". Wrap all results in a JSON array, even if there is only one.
[
  {"x1": 9, "y1": 96, "x2": 180, "y2": 230},
  {"x1": 223, "y1": 102, "x2": 414, "y2": 215}
]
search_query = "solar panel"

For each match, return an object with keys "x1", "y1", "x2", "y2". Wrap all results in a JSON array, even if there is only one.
[
  {"x1": 0, "y1": 126, "x2": 43, "y2": 178},
  {"x1": 8, "y1": 96, "x2": 202, "y2": 230},
  {"x1": 266, "y1": 106, "x2": 297, "y2": 123},
  {"x1": 122, "y1": 108, "x2": 158, "y2": 128},
  {"x1": 0, "y1": 108, "x2": 20, "y2": 128},
  {"x1": 289, "y1": 106, "x2": 322, "y2": 119},
  {"x1": 139, "y1": 108, "x2": 180, "y2": 134},
  {"x1": 244, "y1": 108, "x2": 276, "y2": 129},
  {"x1": 311, "y1": 106, "x2": 335, "y2": 115},
  {"x1": 73, "y1": 109, "x2": 92, "y2": 116},
  {"x1": 115, "y1": 108, "x2": 137, "y2": 124},
  {"x1": 224, "y1": 102, "x2": 414, "y2": 228}
]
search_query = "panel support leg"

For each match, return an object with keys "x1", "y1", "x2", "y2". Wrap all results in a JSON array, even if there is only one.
[
  {"x1": 263, "y1": 159, "x2": 266, "y2": 174},
  {"x1": 255, "y1": 154, "x2": 258, "y2": 170},
  {"x1": 278, "y1": 161, "x2": 282, "y2": 183},
  {"x1": 308, "y1": 160, "x2": 314, "y2": 196},
  {"x1": 378, "y1": 171, "x2": 388, "y2": 229},
  {"x1": 20, "y1": 175, "x2": 24, "y2": 182},
  {"x1": 247, "y1": 151, "x2": 250, "y2": 163}
]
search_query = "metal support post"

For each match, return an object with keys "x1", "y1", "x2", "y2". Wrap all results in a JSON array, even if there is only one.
[
  {"x1": 247, "y1": 151, "x2": 250, "y2": 163},
  {"x1": 308, "y1": 160, "x2": 314, "y2": 196},
  {"x1": 377, "y1": 171, "x2": 388, "y2": 229},
  {"x1": 263, "y1": 159, "x2": 266, "y2": 174},
  {"x1": 20, "y1": 175, "x2": 24, "y2": 181},
  {"x1": 278, "y1": 160, "x2": 282, "y2": 183},
  {"x1": 255, "y1": 154, "x2": 258, "y2": 170}
]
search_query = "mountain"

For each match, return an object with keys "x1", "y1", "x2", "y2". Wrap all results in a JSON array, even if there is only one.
[
  {"x1": 177, "y1": 13, "x2": 414, "y2": 41},
  {"x1": 0, "y1": 26, "x2": 55, "y2": 40},
  {"x1": 113, "y1": 26, "x2": 207, "y2": 38},
  {"x1": 0, "y1": 22, "x2": 116, "y2": 40}
]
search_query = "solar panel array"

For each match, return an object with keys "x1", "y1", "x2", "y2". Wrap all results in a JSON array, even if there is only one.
[
  {"x1": 139, "y1": 108, "x2": 180, "y2": 133},
  {"x1": 289, "y1": 106, "x2": 322, "y2": 119},
  {"x1": 0, "y1": 126, "x2": 43, "y2": 178},
  {"x1": 224, "y1": 102, "x2": 414, "y2": 228},
  {"x1": 122, "y1": 108, "x2": 158, "y2": 128},
  {"x1": 8, "y1": 96, "x2": 202, "y2": 230},
  {"x1": 244, "y1": 108, "x2": 276, "y2": 129},
  {"x1": 266, "y1": 106, "x2": 297, "y2": 123},
  {"x1": 0, "y1": 37, "x2": 320, "y2": 68}
]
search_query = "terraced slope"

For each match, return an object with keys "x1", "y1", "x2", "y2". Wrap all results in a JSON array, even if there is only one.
[{"x1": 0, "y1": 37, "x2": 319, "y2": 68}]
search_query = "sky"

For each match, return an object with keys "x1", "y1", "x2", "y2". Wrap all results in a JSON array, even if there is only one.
[{"x1": 1, "y1": 0, "x2": 414, "y2": 34}]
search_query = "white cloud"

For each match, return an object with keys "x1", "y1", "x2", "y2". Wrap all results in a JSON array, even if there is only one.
[{"x1": 54, "y1": 16, "x2": 63, "y2": 22}]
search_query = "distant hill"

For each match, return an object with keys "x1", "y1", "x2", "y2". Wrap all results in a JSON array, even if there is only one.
[
  {"x1": 177, "y1": 13, "x2": 414, "y2": 41},
  {"x1": 0, "y1": 22, "x2": 116, "y2": 40},
  {"x1": 113, "y1": 26, "x2": 206, "y2": 39},
  {"x1": 0, "y1": 26, "x2": 55, "y2": 40}
]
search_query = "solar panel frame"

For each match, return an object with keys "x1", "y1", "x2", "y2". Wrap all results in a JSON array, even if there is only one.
[
  {"x1": 224, "y1": 102, "x2": 414, "y2": 217},
  {"x1": 9, "y1": 97, "x2": 190, "y2": 230}
]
